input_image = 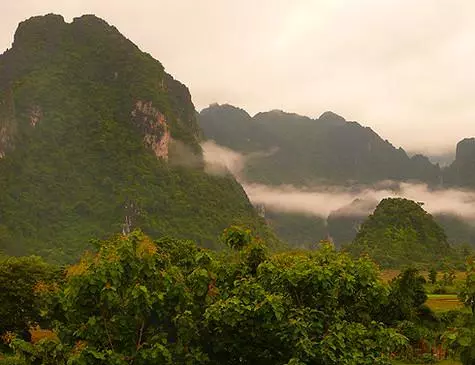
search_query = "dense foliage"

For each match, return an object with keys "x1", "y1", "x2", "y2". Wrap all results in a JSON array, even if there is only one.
[
  {"x1": 2, "y1": 230, "x2": 410, "y2": 364},
  {"x1": 348, "y1": 198, "x2": 451, "y2": 267},
  {"x1": 0, "y1": 255, "x2": 59, "y2": 341},
  {"x1": 0, "y1": 15, "x2": 273, "y2": 262}
]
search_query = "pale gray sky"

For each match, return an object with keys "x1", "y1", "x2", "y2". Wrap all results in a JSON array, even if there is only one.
[{"x1": 2, "y1": 0, "x2": 474, "y2": 153}]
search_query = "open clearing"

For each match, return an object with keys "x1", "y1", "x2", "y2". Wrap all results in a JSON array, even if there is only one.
[{"x1": 426, "y1": 294, "x2": 463, "y2": 312}]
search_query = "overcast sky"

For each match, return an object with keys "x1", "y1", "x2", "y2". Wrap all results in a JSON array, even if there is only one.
[{"x1": 2, "y1": 0, "x2": 474, "y2": 153}]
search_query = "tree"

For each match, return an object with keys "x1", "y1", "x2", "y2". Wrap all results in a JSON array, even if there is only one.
[
  {"x1": 11, "y1": 231, "x2": 213, "y2": 364},
  {"x1": 204, "y1": 241, "x2": 406, "y2": 365},
  {"x1": 428, "y1": 267, "x2": 437, "y2": 285},
  {"x1": 220, "y1": 225, "x2": 252, "y2": 250},
  {"x1": 0, "y1": 255, "x2": 58, "y2": 340},
  {"x1": 459, "y1": 258, "x2": 475, "y2": 315},
  {"x1": 442, "y1": 268, "x2": 456, "y2": 286},
  {"x1": 384, "y1": 268, "x2": 428, "y2": 323},
  {"x1": 10, "y1": 230, "x2": 407, "y2": 365}
]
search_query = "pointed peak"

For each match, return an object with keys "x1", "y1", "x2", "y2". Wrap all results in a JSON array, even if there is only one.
[
  {"x1": 71, "y1": 14, "x2": 113, "y2": 29},
  {"x1": 318, "y1": 111, "x2": 346, "y2": 125},
  {"x1": 200, "y1": 103, "x2": 252, "y2": 119}
]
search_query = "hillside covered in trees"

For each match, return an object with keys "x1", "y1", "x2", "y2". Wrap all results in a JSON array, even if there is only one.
[
  {"x1": 347, "y1": 198, "x2": 452, "y2": 267},
  {"x1": 0, "y1": 15, "x2": 275, "y2": 262}
]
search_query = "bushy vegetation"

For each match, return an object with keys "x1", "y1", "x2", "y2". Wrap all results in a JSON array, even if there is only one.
[
  {"x1": 0, "y1": 230, "x2": 412, "y2": 364},
  {"x1": 1, "y1": 228, "x2": 475, "y2": 364},
  {"x1": 0, "y1": 255, "x2": 59, "y2": 345}
]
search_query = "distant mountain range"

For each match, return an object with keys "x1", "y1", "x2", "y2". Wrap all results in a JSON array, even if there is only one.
[
  {"x1": 200, "y1": 104, "x2": 437, "y2": 185},
  {"x1": 198, "y1": 103, "x2": 475, "y2": 247}
]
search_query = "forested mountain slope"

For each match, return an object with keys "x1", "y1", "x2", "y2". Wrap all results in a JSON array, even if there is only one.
[{"x1": 0, "y1": 15, "x2": 273, "y2": 262}]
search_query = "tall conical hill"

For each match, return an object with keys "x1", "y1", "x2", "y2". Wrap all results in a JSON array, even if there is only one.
[{"x1": 0, "y1": 14, "x2": 274, "y2": 262}]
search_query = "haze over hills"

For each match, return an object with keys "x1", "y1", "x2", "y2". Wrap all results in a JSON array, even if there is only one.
[
  {"x1": 199, "y1": 103, "x2": 475, "y2": 248},
  {"x1": 0, "y1": 15, "x2": 274, "y2": 262}
]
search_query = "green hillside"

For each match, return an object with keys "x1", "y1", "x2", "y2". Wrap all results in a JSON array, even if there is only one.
[
  {"x1": 0, "y1": 15, "x2": 274, "y2": 262},
  {"x1": 348, "y1": 198, "x2": 451, "y2": 267}
]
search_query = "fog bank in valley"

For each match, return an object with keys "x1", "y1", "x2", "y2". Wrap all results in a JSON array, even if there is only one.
[{"x1": 202, "y1": 141, "x2": 475, "y2": 221}]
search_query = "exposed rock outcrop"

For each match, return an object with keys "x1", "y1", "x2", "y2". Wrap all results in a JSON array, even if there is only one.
[
  {"x1": 30, "y1": 105, "x2": 42, "y2": 127},
  {"x1": 131, "y1": 100, "x2": 171, "y2": 160}
]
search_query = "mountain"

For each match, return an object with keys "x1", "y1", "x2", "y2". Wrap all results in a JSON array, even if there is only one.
[
  {"x1": 444, "y1": 138, "x2": 475, "y2": 187},
  {"x1": 0, "y1": 14, "x2": 274, "y2": 262},
  {"x1": 347, "y1": 198, "x2": 451, "y2": 267},
  {"x1": 264, "y1": 210, "x2": 328, "y2": 248},
  {"x1": 327, "y1": 198, "x2": 378, "y2": 246},
  {"x1": 328, "y1": 199, "x2": 475, "y2": 249},
  {"x1": 199, "y1": 104, "x2": 475, "y2": 249},
  {"x1": 199, "y1": 103, "x2": 441, "y2": 186}
]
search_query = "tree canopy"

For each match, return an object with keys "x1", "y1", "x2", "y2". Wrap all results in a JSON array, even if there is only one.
[{"x1": 6, "y1": 231, "x2": 407, "y2": 364}]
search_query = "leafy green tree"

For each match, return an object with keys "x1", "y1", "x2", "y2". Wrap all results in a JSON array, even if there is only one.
[
  {"x1": 442, "y1": 268, "x2": 456, "y2": 286},
  {"x1": 444, "y1": 324, "x2": 475, "y2": 365},
  {"x1": 0, "y1": 255, "x2": 59, "y2": 340},
  {"x1": 438, "y1": 258, "x2": 475, "y2": 365},
  {"x1": 220, "y1": 225, "x2": 252, "y2": 250},
  {"x1": 9, "y1": 230, "x2": 407, "y2": 365},
  {"x1": 384, "y1": 268, "x2": 428, "y2": 323},
  {"x1": 12, "y1": 231, "x2": 212, "y2": 364},
  {"x1": 428, "y1": 267, "x2": 438, "y2": 284},
  {"x1": 459, "y1": 258, "x2": 475, "y2": 315},
  {"x1": 204, "y1": 242, "x2": 406, "y2": 365}
]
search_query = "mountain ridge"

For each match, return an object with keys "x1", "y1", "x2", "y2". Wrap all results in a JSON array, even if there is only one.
[
  {"x1": 198, "y1": 103, "x2": 475, "y2": 248},
  {"x1": 199, "y1": 103, "x2": 443, "y2": 186}
]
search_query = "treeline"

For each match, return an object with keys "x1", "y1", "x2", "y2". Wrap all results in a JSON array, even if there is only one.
[{"x1": 0, "y1": 228, "x2": 474, "y2": 364}]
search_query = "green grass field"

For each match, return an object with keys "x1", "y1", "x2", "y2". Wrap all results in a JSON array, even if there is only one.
[{"x1": 426, "y1": 294, "x2": 464, "y2": 312}]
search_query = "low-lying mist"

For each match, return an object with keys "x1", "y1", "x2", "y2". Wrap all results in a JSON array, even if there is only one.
[{"x1": 202, "y1": 141, "x2": 475, "y2": 221}]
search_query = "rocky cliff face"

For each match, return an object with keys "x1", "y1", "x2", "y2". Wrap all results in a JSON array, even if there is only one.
[
  {"x1": 444, "y1": 138, "x2": 475, "y2": 187},
  {"x1": 0, "y1": 14, "x2": 274, "y2": 262},
  {"x1": 131, "y1": 100, "x2": 171, "y2": 160}
]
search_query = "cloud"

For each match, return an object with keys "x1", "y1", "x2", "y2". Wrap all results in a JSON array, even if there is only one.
[
  {"x1": 201, "y1": 141, "x2": 245, "y2": 177},
  {"x1": 245, "y1": 182, "x2": 475, "y2": 221},
  {"x1": 202, "y1": 141, "x2": 475, "y2": 221}
]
